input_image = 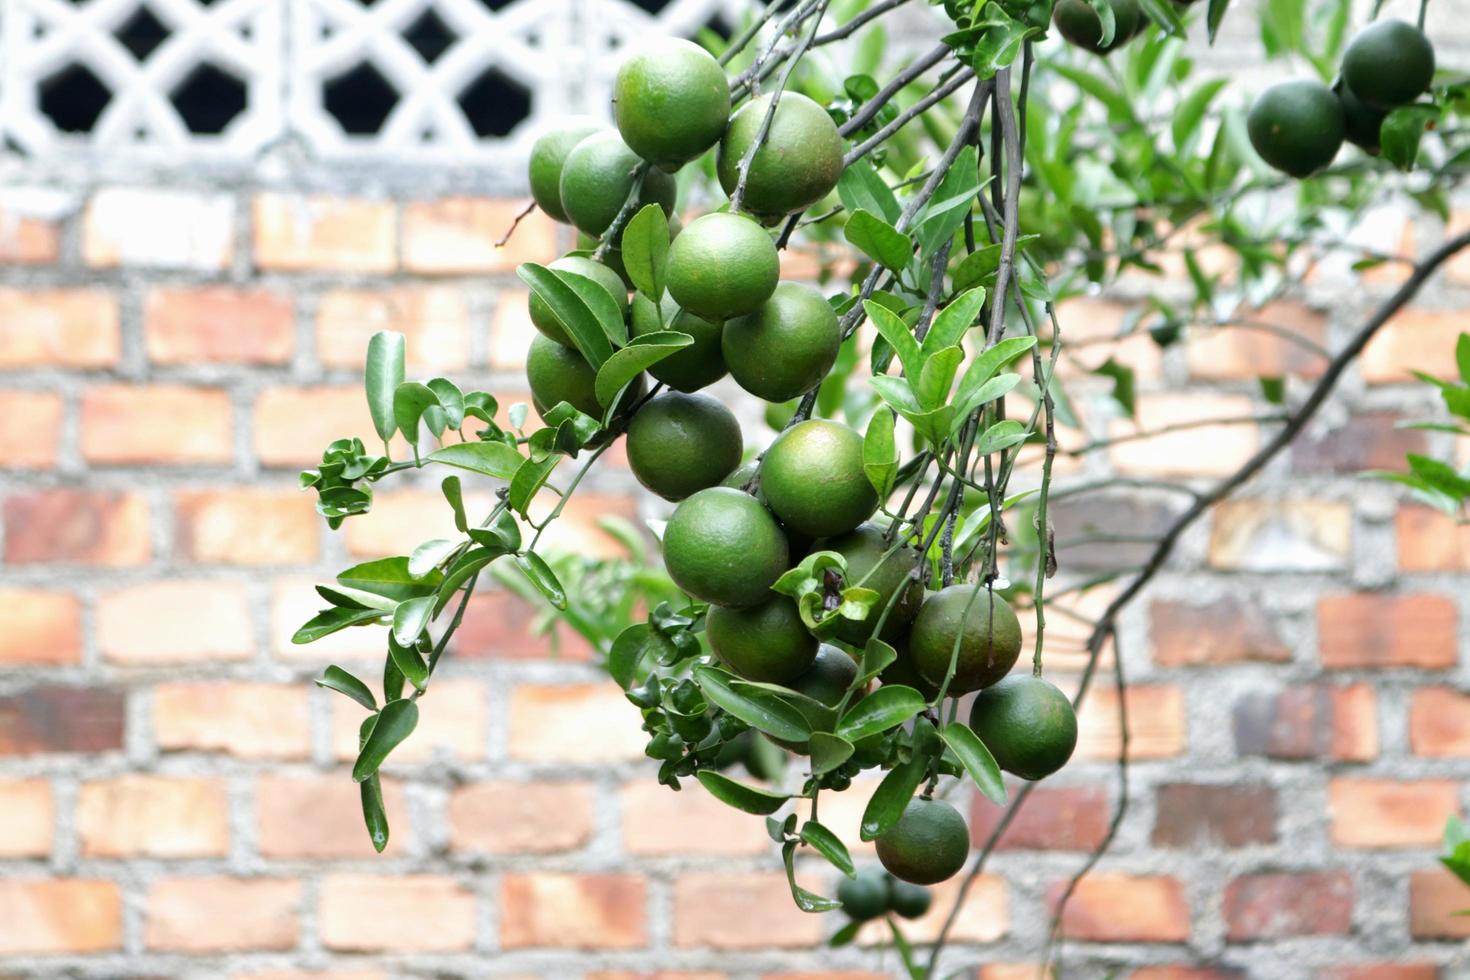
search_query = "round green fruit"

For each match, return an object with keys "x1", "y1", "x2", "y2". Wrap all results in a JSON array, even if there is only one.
[
  {"x1": 529, "y1": 122, "x2": 600, "y2": 223},
  {"x1": 662, "y1": 487, "x2": 788, "y2": 607},
  {"x1": 908, "y1": 585, "x2": 1022, "y2": 695},
  {"x1": 837, "y1": 868, "x2": 891, "y2": 921},
  {"x1": 879, "y1": 636, "x2": 940, "y2": 699},
  {"x1": 1052, "y1": 0, "x2": 1142, "y2": 54},
  {"x1": 717, "y1": 91, "x2": 845, "y2": 219},
  {"x1": 968, "y1": 674, "x2": 1078, "y2": 780},
  {"x1": 1247, "y1": 79, "x2": 1345, "y2": 178},
  {"x1": 888, "y1": 878, "x2": 932, "y2": 919},
  {"x1": 526, "y1": 333, "x2": 600, "y2": 421},
  {"x1": 789, "y1": 643, "x2": 859, "y2": 705},
  {"x1": 560, "y1": 131, "x2": 678, "y2": 237},
  {"x1": 875, "y1": 796, "x2": 970, "y2": 885},
  {"x1": 631, "y1": 294, "x2": 727, "y2": 391},
  {"x1": 667, "y1": 211, "x2": 780, "y2": 321},
  {"x1": 529, "y1": 255, "x2": 628, "y2": 348},
  {"x1": 614, "y1": 38, "x2": 731, "y2": 169},
  {"x1": 1335, "y1": 79, "x2": 1387, "y2": 153},
  {"x1": 626, "y1": 392, "x2": 743, "y2": 501},
  {"x1": 823, "y1": 522, "x2": 923, "y2": 646},
  {"x1": 1342, "y1": 19, "x2": 1435, "y2": 110},
  {"x1": 722, "y1": 281, "x2": 841, "y2": 402},
  {"x1": 706, "y1": 595, "x2": 817, "y2": 683},
  {"x1": 760, "y1": 419, "x2": 877, "y2": 539}
]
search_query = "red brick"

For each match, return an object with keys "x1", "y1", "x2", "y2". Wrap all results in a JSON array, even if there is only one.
[
  {"x1": 0, "y1": 686, "x2": 126, "y2": 756},
  {"x1": 449, "y1": 782, "x2": 595, "y2": 854},
  {"x1": 1150, "y1": 597, "x2": 1289, "y2": 666},
  {"x1": 77, "y1": 775, "x2": 229, "y2": 857},
  {"x1": 253, "y1": 384, "x2": 390, "y2": 468},
  {"x1": 1398, "y1": 506, "x2": 1470, "y2": 572},
  {"x1": 0, "y1": 391, "x2": 62, "y2": 468},
  {"x1": 1109, "y1": 393, "x2": 1259, "y2": 478},
  {"x1": 1209, "y1": 499, "x2": 1351, "y2": 572},
  {"x1": 0, "y1": 880, "x2": 122, "y2": 954},
  {"x1": 175, "y1": 488, "x2": 320, "y2": 565},
  {"x1": 1234, "y1": 684, "x2": 1378, "y2": 761},
  {"x1": 969, "y1": 784, "x2": 1111, "y2": 852},
  {"x1": 674, "y1": 873, "x2": 825, "y2": 948},
  {"x1": 1322, "y1": 967, "x2": 1439, "y2": 980},
  {"x1": 1329, "y1": 779, "x2": 1459, "y2": 848},
  {"x1": 456, "y1": 590, "x2": 595, "y2": 661},
  {"x1": 144, "y1": 286, "x2": 294, "y2": 364},
  {"x1": 0, "y1": 780, "x2": 53, "y2": 857},
  {"x1": 3, "y1": 489, "x2": 150, "y2": 566},
  {"x1": 1362, "y1": 308, "x2": 1466, "y2": 383},
  {"x1": 0, "y1": 205, "x2": 62, "y2": 264},
  {"x1": 1131, "y1": 969, "x2": 1245, "y2": 980},
  {"x1": 83, "y1": 187, "x2": 233, "y2": 269},
  {"x1": 1223, "y1": 871, "x2": 1352, "y2": 940},
  {"x1": 402, "y1": 196, "x2": 557, "y2": 274},
  {"x1": 1410, "y1": 868, "x2": 1470, "y2": 938},
  {"x1": 155, "y1": 683, "x2": 311, "y2": 760},
  {"x1": 1186, "y1": 301, "x2": 1328, "y2": 380},
  {"x1": 319, "y1": 875, "x2": 475, "y2": 951},
  {"x1": 0, "y1": 589, "x2": 81, "y2": 665},
  {"x1": 620, "y1": 781, "x2": 772, "y2": 856},
  {"x1": 330, "y1": 678, "x2": 484, "y2": 763},
  {"x1": 1052, "y1": 297, "x2": 1163, "y2": 382},
  {"x1": 0, "y1": 289, "x2": 120, "y2": 368},
  {"x1": 1411, "y1": 687, "x2": 1470, "y2": 757},
  {"x1": 501, "y1": 873, "x2": 647, "y2": 949},
  {"x1": 508, "y1": 683, "x2": 647, "y2": 763},
  {"x1": 1318, "y1": 594, "x2": 1457, "y2": 669},
  {"x1": 146, "y1": 878, "x2": 301, "y2": 951},
  {"x1": 254, "y1": 193, "x2": 396, "y2": 272},
  {"x1": 256, "y1": 775, "x2": 410, "y2": 858},
  {"x1": 98, "y1": 581, "x2": 254, "y2": 664},
  {"x1": 316, "y1": 286, "x2": 472, "y2": 371},
  {"x1": 1077, "y1": 684, "x2": 1186, "y2": 761},
  {"x1": 1152, "y1": 784, "x2": 1276, "y2": 848},
  {"x1": 1292, "y1": 412, "x2": 1426, "y2": 473},
  {"x1": 342, "y1": 487, "x2": 492, "y2": 558},
  {"x1": 1048, "y1": 874, "x2": 1190, "y2": 942},
  {"x1": 81, "y1": 384, "x2": 233, "y2": 465}
]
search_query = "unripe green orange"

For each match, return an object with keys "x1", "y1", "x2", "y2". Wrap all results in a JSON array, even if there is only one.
[
  {"x1": 908, "y1": 585, "x2": 1022, "y2": 695},
  {"x1": 968, "y1": 674, "x2": 1078, "y2": 780},
  {"x1": 722, "y1": 282, "x2": 840, "y2": 402},
  {"x1": 526, "y1": 333, "x2": 600, "y2": 421},
  {"x1": 560, "y1": 131, "x2": 678, "y2": 238},
  {"x1": 630, "y1": 294, "x2": 728, "y2": 391},
  {"x1": 528, "y1": 255, "x2": 629, "y2": 348},
  {"x1": 717, "y1": 92, "x2": 844, "y2": 219},
  {"x1": 614, "y1": 38, "x2": 731, "y2": 169},
  {"x1": 1247, "y1": 80, "x2": 1345, "y2": 178},
  {"x1": 626, "y1": 392, "x2": 743, "y2": 501},
  {"x1": 528, "y1": 122, "x2": 600, "y2": 222},
  {"x1": 666, "y1": 212, "x2": 780, "y2": 321},
  {"x1": 1342, "y1": 19, "x2": 1435, "y2": 110},
  {"x1": 1052, "y1": 0, "x2": 1142, "y2": 54},
  {"x1": 875, "y1": 796, "x2": 970, "y2": 885},
  {"x1": 662, "y1": 487, "x2": 788, "y2": 607},
  {"x1": 823, "y1": 523, "x2": 923, "y2": 646},
  {"x1": 706, "y1": 595, "x2": 817, "y2": 683},
  {"x1": 760, "y1": 419, "x2": 877, "y2": 539}
]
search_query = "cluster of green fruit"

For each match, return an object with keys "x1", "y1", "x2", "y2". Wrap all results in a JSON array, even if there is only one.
[
  {"x1": 836, "y1": 866, "x2": 934, "y2": 923},
  {"x1": 1248, "y1": 18, "x2": 1436, "y2": 177}
]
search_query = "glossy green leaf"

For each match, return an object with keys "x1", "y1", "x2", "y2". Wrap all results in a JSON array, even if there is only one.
[
  {"x1": 1137, "y1": 0, "x2": 1185, "y2": 35},
  {"x1": 915, "y1": 345, "x2": 963, "y2": 411},
  {"x1": 593, "y1": 330, "x2": 693, "y2": 407},
  {"x1": 1173, "y1": 79, "x2": 1228, "y2": 153},
  {"x1": 427, "y1": 441, "x2": 525, "y2": 479},
  {"x1": 365, "y1": 331, "x2": 406, "y2": 443},
  {"x1": 442, "y1": 476, "x2": 467, "y2": 532},
  {"x1": 433, "y1": 547, "x2": 499, "y2": 614},
  {"x1": 314, "y1": 582, "x2": 398, "y2": 612},
  {"x1": 860, "y1": 753, "x2": 927, "y2": 841},
  {"x1": 387, "y1": 634, "x2": 429, "y2": 691},
  {"x1": 391, "y1": 595, "x2": 434, "y2": 646},
  {"x1": 1457, "y1": 334, "x2": 1470, "y2": 386},
  {"x1": 1407, "y1": 453, "x2": 1470, "y2": 499},
  {"x1": 800, "y1": 819, "x2": 856, "y2": 877},
  {"x1": 845, "y1": 209, "x2": 914, "y2": 270},
  {"x1": 921, "y1": 286, "x2": 987, "y2": 358},
  {"x1": 837, "y1": 685, "x2": 926, "y2": 743},
  {"x1": 952, "y1": 373, "x2": 1022, "y2": 432},
  {"x1": 863, "y1": 407, "x2": 898, "y2": 499},
  {"x1": 508, "y1": 454, "x2": 560, "y2": 517},
  {"x1": 694, "y1": 664, "x2": 811, "y2": 742},
  {"x1": 621, "y1": 203, "x2": 670, "y2": 300},
  {"x1": 517, "y1": 262, "x2": 617, "y2": 366},
  {"x1": 315, "y1": 665, "x2": 377, "y2": 709},
  {"x1": 809, "y1": 732, "x2": 855, "y2": 774},
  {"x1": 338, "y1": 556, "x2": 441, "y2": 603},
  {"x1": 515, "y1": 552, "x2": 567, "y2": 610},
  {"x1": 293, "y1": 606, "x2": 383, "y2": 644},
  {"x1": 781, "y1": 839, "x2": 843, "y2": 912},
  {"x1": 695, "y1": 770, "x2": 791, "y2": 815},
  {"x1": 838, "y1": 158, "x2": 901, "y2": 224},
  {"x1": 360, "y1": 773, "x2": 390, "y2": 852},
  {"x1": 408, "y1": 538, "x2": 459, "y2": 579},
  {"x1": 855, "y1": 637, "x2": 898, "y2": 687},
  {"x1": 959, "y1": 336, "x2": 1037, "y2": 393},
  {"x1": 1095, "y1": 357, "x2": 1136, "y2": 416},
  {"x1": 1382, "y1": 105, "x2": 1439, "y2": 171},
  {"x1": 864, "y1": 300, "x2": 922, "y2": 380},
  {"x1": 609, "y1": 623, "x2": 655, "y2": 689},
  {"x1": 1206, "y1": 0, "x2": 1230, "y2": 42},
  {"x1": 426, "y1": 377, "x2": 465, "y2": 429},
  {"x1": 974, "y1": 419, "x2": 1027, "y2": 455},
  {"x1": 942, "y1": 721, "x2": 1007, "y2": 805},
  {"x1": 352, "y1": 698, "x2": 419, "y2": 782},
  {"x1": 393, "y1": 382, "x2": 438, "y2": 447}
]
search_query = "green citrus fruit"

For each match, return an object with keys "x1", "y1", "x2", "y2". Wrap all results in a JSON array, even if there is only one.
[
  {"x1": 968, "y1": 673, "x2": 1078, "y2": 780},
  {"x1": 879, "y1": 635, "x2": 940, "y2": 699},
  {"x1": 529, "y1": 122, "x2": 600, "y2": 223},
  {"x1": 887, "y1": 877, "x2": 932, "y2": 919},
  {"x1": 837, "y1": 868, "x2": 892, "y2": 921},
  {"x1": 1342, "y1": 19, "x2": 1435, "y2": 110},
  {"x1": 662, "y1": 486, "x2": 788, "y2": 607},
  {"x1": 717, "y1": 92, "x2": 844, "y2": 219},
  {"x1": 765, "y1": 399, "x2": 799, "y2": 431},
  {"x1": 823, "y1": 523, "x2": 923, "y2": 646},
  {"x1": 1052, "y1": 0, "x2": 1142, "y2": 54},
  {"x1": 908, "y1": 585, "x2": 1022, "y2": 695},
  {"x1": 875, "y1": 796, "x2": 970, "y2": 885},
  {"x1": 626, "y1": 392, "x2": 743, "y2": 501},
  {"x1": 529, "y1": 255, "x2": 629, "y2": 348},
  {"x1": 631, "y1": 294, "x2": 728, "y2": 391},
  {"x1": 560, "y1": 131, "x2": 678, "y2": 237},
  {"x1": 526, "y1": 333, "x2": 601, "y2": 421},
  {"x1": 1335, "y1": 78, "x2": 1387, "y2": 153},
  {"x1": 789, "y1": 643, "x2": 859, "y2": 705},
  {"x1": 706, "y1": 595, "x2": 817, "y2": 683},
  {"x1": 666, "y1": 212, "x2": 779, "y2": 321},
  {"x1": 760, "y1": 419, "x2": 877, "y2": 539},
  {"x1": 1247, "y1": 80, "x2": 1345, "y2": 178},
  {"x1": 614, "y1": 38, "x2": 731, "y2": 169},
  {"x1": 722, "y1": 282, "x2": 841, "y2": 402}
]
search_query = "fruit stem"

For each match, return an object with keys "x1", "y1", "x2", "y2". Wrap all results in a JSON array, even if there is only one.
[{"x1": 592, "y1": 163, "x2": 651, "y2": 263}]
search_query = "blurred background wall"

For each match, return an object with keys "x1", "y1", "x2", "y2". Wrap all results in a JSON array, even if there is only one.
[{"x1": 1, "y1": 0, "x2": 1469, "y2": 977}]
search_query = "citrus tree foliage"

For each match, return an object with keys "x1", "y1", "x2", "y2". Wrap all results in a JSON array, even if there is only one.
[{"x1": 293, "y1": 0, "x2": 1470, "y2": 972}]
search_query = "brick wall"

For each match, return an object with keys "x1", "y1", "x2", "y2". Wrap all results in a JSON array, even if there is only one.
[{"x1": 1, "y1": 173, "x2": 1469, "y2": 980}]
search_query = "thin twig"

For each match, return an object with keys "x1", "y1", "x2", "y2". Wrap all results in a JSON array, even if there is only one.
[{"x1": 495, "y1": 201, "x2": 536, "y2": 247}]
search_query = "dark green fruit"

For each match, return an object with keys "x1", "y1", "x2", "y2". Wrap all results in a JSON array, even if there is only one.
[
  {"x1": 560, "y1": 131, "x2": 678, "y2": 237},
  {"x1": 1335, "y1": 78, "x2": 1387, "y2": 153},
  {"x1": 526, "y1": 333, "x2": 600, "y2": 421},
  {"x1": 626, "y1": 392, "x2": 742, "y2": 501},
  {"x1": 666, "y1": 212, "x2": 780, "y2": 321},
  {"x1": 631, "y1": 294, "x2": 727, "y2": 391},
  {"x1": 908, "y1": 585, "x2": 1022, "y2": 695},
  {"x1": 722, "y1": 282, "x2": 841, "y2": 402},
  {"x1": 875, "y1": 796, "x2": 970, "y2": 885},
  {"x1": 716, "y1": 92, "x2": 844, "y2": 219},
  {"x1": 706, "y1": 595, "x2": 817, "y2": 684},
  {"x1": 1342, "y1": 19, "x2": 1435, "y2": 110},
  {"x1": 879, "y1": 636, "x2": 940, "y2": 700},
  {"x1": 529, "y1": 122, "x2": 600, "y2": 222},
  {"x1": 1247, "y1": 79, "x2": 1345, "y2": 178},
  {"x1": 614, "y1": 38, "x2": 731, "y2": 169},
  {"x1": 760, "y1": 419, "x2": 878, "y2": 539},
  {"x1": 823, "y1": 523, "x2": 923, "y2": 646},
  {"x1": 529, "y1": 255, "x2": 628, "y2": 348},
  {"x1": 662, "y1": 487, "x2": 788, "y2": 607},
  {"x1": 887, "y1": 878, "x2": 932, "y2": 919},
  {"x1": 789, "y1": 643, "x2": 859, "y2": 705},
  {"x1": 969, "y1": 674, "x2": 1078, "y2": 780},
  {"x1": 1052, "y1": 0, "x2": 1142, "y2": 54},
  {"x1": 837, "y1": 868, "x2": 891, "y2": 921}
]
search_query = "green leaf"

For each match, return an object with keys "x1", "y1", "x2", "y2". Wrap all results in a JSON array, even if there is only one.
[
  {"x1": 837, "y1": 685, "x2": 926, "y2": 743},
  {"x1": 809, "y1": 732, "x2": 856, "y2": 774},
  {"x1": 1085, "y1": 0, "x2": 1116, "y2": 46},
  {"x1": 695, "y1": 770, "x2": 791, "y2": 815},
  {"x1": 860, "y1": 754, "x2": 927, "y2": 840},
  {"x1": 829, "y1": 919, "x2": 862, "y2": 947},
  {"x1": 781, "y1": 840, "x2": 843, "y2": 912},
  {"x1": 837, "y1": 158, "x2": 901, "y2": 224},
  {"x1": 1136, "y1": 0, "x2": 1184, "y2": 35},
  {"x1": 974, "y1": 419, "x2": 1027, "y2": 455},
  {"x1": 922, "y1": 287, "x2": 987, "y2": 358},
  {"x1": 388, "y1": 634, "x2": 429, "y2": 691},
  {"x1": 915, "y1": 345, "x2": 963, "y2": 411},
  {"x1": 315, "y1": 665, "x2": 377, "y2": 709},
  {"x1": 352, "y1": 699, "x2": 419, "y2": 782},
  {"x1": 433, "y1": 547, "x2": 499, "y2": 614},
  {"x1": 442, "y1": 476, "x2": 467, "y2": 532},
  {"x1": 845, "y1": 209, "x2": 914, "y2": 270},
  {"x1": 338, "y1": 556, "x2": 440, "y2": 603},
  {"x1": 408, "y1": 538, "x2": 459, "y2": 579},
  {"x1": 391, "y1": 595, "x2": 434, "y2": 646},
  {"x1": 1407, "y1": 454, "x2": 1470, "y2": 499},
  {"x1": 365, "y1": 331, "x2": 406, "y2": 443},
  {"x1": 426, "y1": 377, "x2": 465, "y2": 429},
  {"x1": 1381, "y1": 105, "x2": 1439, "y2": 171},
  {"x1": 865, "y1": 301, "x2": 922, "y2": 380},
  {"x1": 514, "y1": 552, "x2": 567, "y2": 609},
  {"x1": 1173, "y1": 79, "x2": 1228, "y2": 153},
  {"x1": 952, "y1": 373, "x2": 1022, "y2": 432},
  {"x1": 913, "y1": 146, "x2": 980, "y2": 258},
  {"x1": 1095, "y1": 357, "x2": 1136, "y2": 416},
  {"x1": 800, "y1": 820, "x2": 856, "y2": 877},
  {"x1": 1259, "y1": 376, "x2": 1286, "y2": 405},
  {"x1": 428, "y1": 441, "x2": 524, "y2": 479},
  {"x1": 621, "y1": 204, "x2": 670, "y2": 300},
  {"x1": 942, "y1": 721, "x2": 1007, "y2": 805},
  {"x1": 508, "y1": 454, "x2": 560, "y2": 517},
  {"x1": 694, "y1": 664, "x2": 811, "y2": 742},
  {"x1": 360, "y1": 773, "x2": 390, "y2": 852},
  {"x1": 959, "y1": 336, "x2": 1038, "y2": 393},
  {"x1": 609, "y1": 623, "x2": 656, "y2": 689},
  {"x1": 314, "y1": 582, "x2": 398, "y2": 612},
  {"x1": 517, "y1": 262, "x2": 618, "y2": 366},
  {"x1": 593, "y1": 330, "x2": 693, "y2": 407},
  {"x1": 293, "y1": 606, "x2": 383, "y2": 644},
  {"x1": 1457, "y1": 334, "x2": 1470, "y2": 387},
  {"x1": 393, "y1": 382, "x2": 439, "y2": 447},
  {"x1": 863, "y1": 408, "x2": 898, "y2": 500},
  {"x1": 855, "y1": 637, "x2": 898, "y2": 686},
  {"x1": 1206, "y1": 0, "x2": 1231, "y2": 43}
]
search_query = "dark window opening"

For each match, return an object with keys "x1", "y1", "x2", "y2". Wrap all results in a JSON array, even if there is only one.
[
  {"x1": 39, "y1": 64, "x2": 112, "y2": 132},
  {"x1": 114, "y1": 5, "x2": 170, "y2": 60},
  {"x1": 171, "y1": 63, "x2": 247, "y2": 134},
  {"x1": 458, "y1": 68, "x2": 530, "y2": 137},
  {"x1": 323, "y1": 62, "x2": 400, "y2": 135},
  {"x1": 403, "y1": 8, "x2": 456, "y2": 63}
]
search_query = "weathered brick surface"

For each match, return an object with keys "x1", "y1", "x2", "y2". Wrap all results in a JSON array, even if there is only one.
[
  {"x1": 969, "y1": 784, "x2": 1112, "y2": 851},
  {"x1": 501, "y1": 873, "x2": 648, "y2": 949},
  {"x1": 1151, "y1": 784, "x2": 1277, "y2": 848},
  {"x1": 1047, "y1": 875, "x2": 1190, "y2": 942},
  {"x1": 1222, "y1": 871, "x2": 1353, "y2": 940}
]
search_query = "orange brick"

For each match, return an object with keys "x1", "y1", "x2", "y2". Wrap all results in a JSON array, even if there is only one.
[
  {"x1": 528, "y1": 491, "x2": 640, "y2": 559},
  {"x1": 502, "y1": 873, "x2": 647, "y2": 949},
  {"x1": 0, "y1": 589, "x2": 81, "y2": 665},
  {"x1": 1077, "y1": 684, "x2": 1186, "y2": 760},
  {"x1": 0, "y1": 880, "x2": 122, "y2": 954},
  {"x1": 1223, "y1": 870, "x2": 1352, "y2": 939},
  {"x1": 456, "y1": 590, "x2": 595, "y2": 661},
  {"x1": 1410, "y1": 687, "x2": 1470, "y2": 757},
  {"x1": 0, "y1": 289, "x2": 120, "y2": 368},
  {"x1": 490, "y1": 290, "x2": 536, "y2": 371},
  {"x1": 1186, "y1": 301, "x2": 1328, "y2": 380},
  {"x1": 402, "y1": 196, "x2": 557, "y2": 274},
  {"x1": 0, "y1": 390, "x2": 62, "y2": 468},
  {"x1": 98, "y1": 581, "x2": 253, "y2": 664},
  {"x1": 1398, "y1": 506, "x2": 1470, "y2": 572},
  {"x1": 1332, "y1": 684, "x2": 1380, "y2": 762},
  {"x1": 619, "y1": 781, "x2": 771, "y2": 856},
  {"x1": 144, "y1": 286, "x2": 295, "y2": 364},
  {"x1": 331, "y1": 678, "x2": 485, "y2": 764},
  {"x1": 1318, "y1": 593, "x2": 1457, "y2": 669},
  {"x1": 316, "y1": 286, "x2": 473, "y2": 372},
  {"x1": 254, "y1": 193, "x2": 396, "y2": 272},
  {"x1": 256, "y1": 775, "x2": 410, "y2": 858},
  {"x1": 1330, "y1": 778, "x2": 1460, "y2": 848},
  {"x1": 81, "y1": 385, "x2": 233, "y2": 465},
  {"x1": 1109, "y1": 393, "x2": 1260, "y2": 478},
  {"x1": 1209, "y1": 499, "x2": 1351, "y2": 572},
  {"x1": 343, "y1": 487, "x2": 493, "y2": 558},
  {"x1": 270, "y1": 576, "x2": 383, "y2": 663},
  {"x1": 1321, "y1": 965, "x2": 1438, "y2": 980},
  {"x1": 175, "y1": 487, "x2": 320, "y2": 565},
  {"x1": 253, "y1": 384, "x2": 390, "y2": 468},
  {"x1": 1048, "y1": 874, "x2": 1190, "y2": 942},
  {"x1": 674, "y1": 873, "x2": 825, "y2": 948},
  {"x1": 1150, "y1": 597, "x2": 1288, "y2": 666},
  {"x1": 77, "y1": 775, "x2": 229, "y2": 857},
  {"x1": 1363, "y1": 308, "x2": 1466, "y2": 383},
  {"x1": 449, "y1": 781, "x2": 595, "y2": 854},
  {"x1": 0, "y1": 687, "x2": 126, "y2": 756},
  {"x1": 0, "y1": 205, "x2": 62, "y2": 264},
  {"x1": 1052, "y1": 297, "x2": 1163, "y2": 381},
  {"x1": 145, "y1": 878, "x2": 301, "y2": 952},
  {"x1": 3, "y1": 489, "x2": 150, "y2": 566},
  {"x1": 0, "y1": 780, "x2": 53, "y2": 857},
  {"x1": 1410, "y1": 868, "x2": 1470, "y2": 938},
  {"x1": 589, "y1": 974, "x2": 726, "y2": 980},
  {"x1": 319, "y1": 875, "x2": 475, "y2": 951},
  {"x1": 508, "y1": 683, "x2": 647, "y2": 763},
  {"x1": 155, "y1": 683, "x2": 311, "y2": 760},
  {"x1": 82, "y1": 187, "x2": 234, "y2": 269}
]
